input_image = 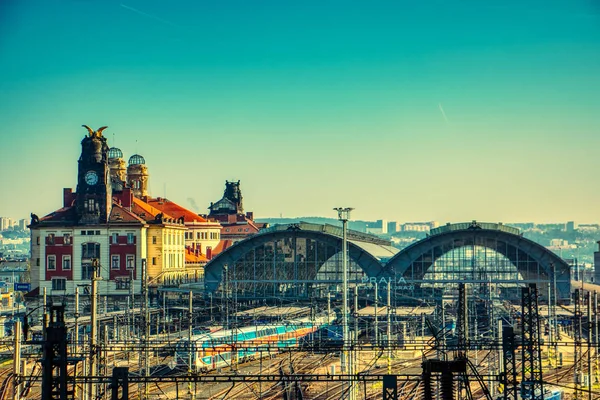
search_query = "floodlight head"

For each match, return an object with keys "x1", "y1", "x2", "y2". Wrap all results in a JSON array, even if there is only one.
[{"x1": 333, "y1": 207, "x2": 354, "y2": 221}]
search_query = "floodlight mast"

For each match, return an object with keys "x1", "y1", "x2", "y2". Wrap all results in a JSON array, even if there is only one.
[{"x1": 333, "y1": 207, "x2": 354, "y2": 400}]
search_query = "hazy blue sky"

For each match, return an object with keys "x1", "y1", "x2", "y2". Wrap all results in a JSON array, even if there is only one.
[{"x1": 1, "y1": 0, "x2": 599, "y2": 223}]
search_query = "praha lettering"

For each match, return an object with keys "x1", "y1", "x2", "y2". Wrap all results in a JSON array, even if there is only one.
[{"x1": 360, "y1": 276, "x2": 408, "y2": 285}]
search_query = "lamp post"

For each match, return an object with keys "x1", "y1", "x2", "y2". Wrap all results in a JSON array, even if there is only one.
[{"x1": 334, "y1": 207, "x2": 354, "y2": 399}]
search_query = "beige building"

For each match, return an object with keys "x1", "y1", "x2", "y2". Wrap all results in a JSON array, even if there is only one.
[
  {"x1": 133, "y1": 198, "x2": 187, "y2": 286},
  {"x1": 146, "y1": 197, "x2": 222, "y2": 258}
]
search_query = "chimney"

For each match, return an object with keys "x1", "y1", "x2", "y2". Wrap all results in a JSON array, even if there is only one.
[
  {"x1": 120, "y1": 187, "x2": 132, "y2": 208},
  {"x1": 206, "y1": 247, "x2": 212, "y2": 260},
  {"x1": 246, "y1": 212, "x2": 254, "y2": 221},
  {"x1": 63, "y1": 188, "x2": 74, "y2": 207}
]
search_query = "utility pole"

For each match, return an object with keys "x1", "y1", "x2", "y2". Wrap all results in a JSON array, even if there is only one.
[
  {"x1": 334, "y1": 207, "x2": 354, "y2": 400},
  {"x1": 521, "y1": 284, "x2": 544, "y2": 400},
  {"x1": 14, "y1": 320, "x2": 21, "y2": 400},
  {"x1": 354, "y1": 285, "x2": 358, "y2": 376},
  {"x1": 163, "y1": 293, "x2": 167, "y2": 335},
  {"x1": 574, "y1": 289, "x2": 583, "y2": 400},
  {"x1": 43, "y1": 287, "x2": 48, "y2": 339},
  {"x1": 594, "y1": 291, "x2": 598, "y2": 388},
  {"x1": 139, "y1": 258, "x2": 149, "y2": 400},
  {"x1": 74, "y1": 287, "x2": 80, "y2": 350},
  {"x1": 188, "y1": 290, "x2": 194, "y2": 400},
  {"x1": 74, "y1": 286, "x2": 80, "y2": 400},
  {"x1": 89, "y1": 259, "x2": 100, "y2": 400},
  {"x1": 588, "y1": 293, "x2": 592, "y2": 400},
  {"x1": 374, "y1": 283, "x2": 379, "y2": 346},
  {"x1": 327, "y1": 293, "x2": 331, "y2": 322},
  {"x1": 387, "y1": 280, "x2": 392, "y2": 374}
]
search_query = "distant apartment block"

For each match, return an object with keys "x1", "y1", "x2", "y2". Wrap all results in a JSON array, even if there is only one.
[
  {"x1": 0, "y1": 218, "x2": 13, "y2": 231},
  {"x1": 578, "y1": 224, "x2": 600, "y2": 232},
  {"x1": 366, "y1": 219, "x2": 387, "y2": 235},
  {"x1": 387, "y1": 221, "x2": 399, "y2": 234},
  {"x1": 549, "y1": 239, "x2": 570, "y2": 248},
  {"x1": 402, "y1": 222, "x2": 435, "y2": 232}
]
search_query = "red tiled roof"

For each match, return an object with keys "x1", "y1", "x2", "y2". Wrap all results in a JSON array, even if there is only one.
[
  {"x1": 40, "y1": 207, "x2": 77, "y2": 224},
  {"x1": 131, "y1": 197, "x2": 174, "y2": 220},
  {"x1": 146, "y1": 198, "x2": 208, "y2": 223},
  {"x1": 212, "y1": 239, "x2": 233, "y2": 256},
  {"x1": 109, "y1": 203, "x2": 146, "y2": 224},
  {"x1": 185, "y1": 250, "x2": 208, "y2": 263}
]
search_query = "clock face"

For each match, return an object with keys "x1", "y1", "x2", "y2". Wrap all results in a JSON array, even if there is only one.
[{"x1": 85, "y1": 170, "x2": 99, "y2": 186}]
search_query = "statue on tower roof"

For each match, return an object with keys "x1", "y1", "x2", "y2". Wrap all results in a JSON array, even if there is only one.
[{"x1": 82, "y1": 125, "x2": 108, "y2": 138}]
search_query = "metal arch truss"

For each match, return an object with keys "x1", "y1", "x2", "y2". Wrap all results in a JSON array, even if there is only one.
[
  {"x1": 386, "y1": 228, "x2": 571, "y2": 301},
  {"x1": 204, "y1": 229, "x2": 387, "y2": 296}
]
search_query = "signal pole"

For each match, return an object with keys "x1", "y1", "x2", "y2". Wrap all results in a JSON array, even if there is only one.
[{"x1": 334, "y1": 207, "x2": 354, "y2": 400}]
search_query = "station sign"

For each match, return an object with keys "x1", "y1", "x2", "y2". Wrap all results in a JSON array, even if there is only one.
[
  {"x1": 14, "y1": 283, "x2": 31, "y2": 292},
  {"x1": 360, "y1": 276, "x2": 414, "y2": 291}
]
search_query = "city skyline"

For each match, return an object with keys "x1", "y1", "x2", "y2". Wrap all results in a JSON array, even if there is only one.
[{"x1": 1, "y1": 1, "x2": 600, "y2": 222}]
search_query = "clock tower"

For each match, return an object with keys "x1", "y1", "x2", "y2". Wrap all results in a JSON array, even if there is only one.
[{"x1": 75, "y1": 125, "x2": 113, "y2": 224}]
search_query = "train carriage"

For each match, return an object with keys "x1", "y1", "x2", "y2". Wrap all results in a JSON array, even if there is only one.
[{"x1": 175, "y1": 314, "x2": 332, "y2": 372}]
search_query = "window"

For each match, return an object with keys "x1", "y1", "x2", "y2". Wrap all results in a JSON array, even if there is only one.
[
  {"x1": 62, "y1": 255, "x2": 71, "y2": 270},
  {"x1": 86, "y1": 199, "x2": 100, "y2": 212},
  {"x1": 196, "y1": 232, "x2": 201, "y2": 240},
  {"x1": 52, "y1": 278, "x2": 66, "y2": 291},
  {"x1": 47, "y1": 255, "x2": 56, "y2": 271},
  {"x1": 81, "y1": 263, "x2": 94, "y2": 280},
  {"x1": 111, "y1": 255, "x2": 120, "y2": 270},
  {"x1": 152, "y1": 257, "x2": 157, "y2": 265},
  {"x1": 81, "y1": 230, "x2": 86, "y2": 235},
  {"x1": 127, "y1": 233, "x2": 134, "y2": 244},
  {"x1": 152, "y1": 236, "x2": 157, "y2": 244},
  {"x1": 36, "y1": 258, "x2": 40, "y2": 266},
  {"x1": 63, "y1": 234, "x2": 71, "y2": 245},
  {"x1": 87, "y1": 230, "x2": 94, "y2": 235},
  {"x1": 112, "y1": 233, "x2": 118, "y2": 244},
  {"x1": 36, "y1": 236, "x2": 40, "y2": 245},
  {"x1": 115, "y1": 277, "x2": 131, "y2": 290},
  {"x1": 47, "y1": 234, "x2": 55, "y2": 245},
  {"x1": 95, "y1": 230, "x2": 100, "y2": 235},
  {"x1": 82, "y1": 243, "x2": 100, "y2": 259},
  {"x1": 126, "y1": 255, "x2": 135, "y2": 270}
]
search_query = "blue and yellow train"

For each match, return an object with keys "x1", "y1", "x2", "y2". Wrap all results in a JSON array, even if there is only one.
[{"x1": 175, "y1": 314, "x2": 331, "y2": 372}]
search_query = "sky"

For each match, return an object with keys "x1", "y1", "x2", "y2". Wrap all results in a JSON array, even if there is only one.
[{"x1": 1, "y1": 0, "x2": 600, "y2": 224}]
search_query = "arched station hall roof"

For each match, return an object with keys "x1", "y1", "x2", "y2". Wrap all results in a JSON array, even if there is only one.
[
  {"x1": 386, "y1": 221, "x2": 572, "y2": 300},
  {"x1": 204, "y1": 222, "x2": 399, "y2": 292}
]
